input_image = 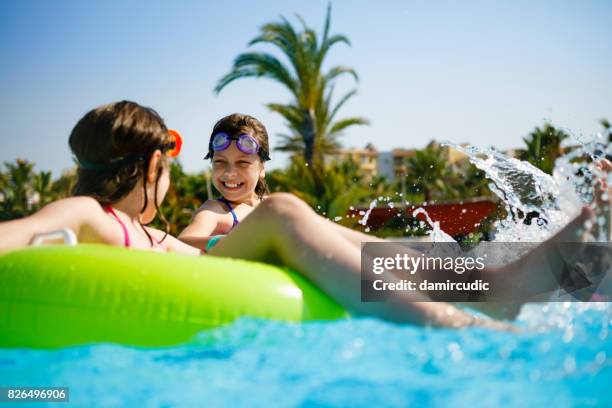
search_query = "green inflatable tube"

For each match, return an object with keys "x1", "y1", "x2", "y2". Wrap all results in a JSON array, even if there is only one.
[{"x1": 0, "y1": 244, "x2": 347, "y2": 349}]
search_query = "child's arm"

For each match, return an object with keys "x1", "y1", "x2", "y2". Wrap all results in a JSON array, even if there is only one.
[
  {"x1": 165, "y1": 236, "x2": 202, "y2": 255},
  {"x1": 0, "y1": 197, "x2": 101, "y2": 254},
  {"x1": 144, "y1": 227, "x2": 201, "y2": 256},
  {"x1": 178, "y1": 201, "x2": 223, "y2": 251}
]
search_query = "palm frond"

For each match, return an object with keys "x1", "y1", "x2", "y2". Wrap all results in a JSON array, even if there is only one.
[
  {"x1": 250, "y1": 18, "x2": 299, "y2": 58},
  {"x1": 323, "y1": 65, "x2": 358, "y2": 83},
  {"x1": 317, "y1": 34, "x2": 351, "y2": 70},
  {"x1": 275, "y1": 133, "x2": 305, "y2": 152},
  {"x1": 214, "y1": 52, "x2": 298, "y2": 95},
  {"x1": 266, "y1": 103, "x2": 304, "y2": 130},
  {"x1": 328, "y1": 117, "x2": 370, "y2": 136},
  {"x1": 329, "y1": 88, "x2": 357, "y2": 124}
]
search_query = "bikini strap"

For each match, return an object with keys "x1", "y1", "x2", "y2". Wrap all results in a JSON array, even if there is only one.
[
  {"x1": 104, "y1": 205, "x2": 130, "y2": 248},
  {"x1": 218, "y1": 197, "x2": 239, "y2": 227}
]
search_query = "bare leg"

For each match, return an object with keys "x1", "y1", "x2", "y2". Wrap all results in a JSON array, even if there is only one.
[
  {"x1": 211, "y1": 194, "x2": 594, "y2": 327},
  {"x1": 324, "y1": 217, "x2": 384, "y2": 246},
  {"x1": 210, "y1": 193, "x2": 509, "y2": 329},
  {"x1": 324, "y1": 205, "x2": 596, "y2": 299}
]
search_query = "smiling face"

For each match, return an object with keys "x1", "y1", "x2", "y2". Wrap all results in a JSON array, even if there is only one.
[{"x1": 211, "y1": 141, "x2": 265, "y2": 203}]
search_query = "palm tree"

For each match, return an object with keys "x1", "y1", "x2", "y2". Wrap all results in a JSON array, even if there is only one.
[
  {"x1": 1, "y1": 159, "x2": 35, "y2": 219},
  {"x1": 32, "y1": 170, "x2": 53, "y2": 210},
  {"x1": 403, "y1": 145, "x2": 456, "y2": 203},
  {"x1": 454, "y1": 161, "x2": 492, "y2": 199},
  {"x1": 519, "y1": 123, "x2": 569, "y2": 174},
  {"x1": 214, "y1": 4, "x2": 369, "y2": 167}
]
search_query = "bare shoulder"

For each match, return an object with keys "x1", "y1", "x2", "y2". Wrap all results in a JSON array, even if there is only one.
[
  {"x1": 43, "y1": 195, "x2": 101, "y2": 209},
  {"x1": 37, "y1": 196, "x2": 106, "y2": 221},
  {"x1": 192, "y1": 199, "x2": 227, "y2": 219},
  {"x1": 199, "y1": 199, "x2": 226, "y2": 213},
  {"x1": 15, "y1": 196, "x2": 110, "y2": 243},
  {"x1": 180, "y1": 200, "x2": 224, "y2": 238}
]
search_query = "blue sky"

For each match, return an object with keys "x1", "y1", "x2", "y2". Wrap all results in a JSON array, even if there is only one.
[{"x1": 0, "y1": 0, "x2": 610, "y2": 174}]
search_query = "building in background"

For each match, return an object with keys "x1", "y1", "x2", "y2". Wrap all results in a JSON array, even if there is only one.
[
  {"x1": 325, "y1": 141, "x2": 471, "y2": 182},
  {"x1": 323, "y1": 143, "x2": 379, "y2": 179}
]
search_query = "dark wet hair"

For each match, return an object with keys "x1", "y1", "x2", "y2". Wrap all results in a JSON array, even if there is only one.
[
  {"x1": 69, "y1": 100, "x2": 172, "y2": 245},
  {"x1": 207, "y1": 113, "x2": 270, "y2": 198}
]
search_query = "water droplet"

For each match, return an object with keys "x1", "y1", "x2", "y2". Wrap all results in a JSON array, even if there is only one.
[
  {"x1": 539, "y1": 341, "x2": 551, "y2": 352},
  {"x1": 529, "y1": 369, "x2": 541, "y2": 381},
  {"x1": 562, "y1": 328, "x2": 574, "y2": 343},
  {"x1": 563, "y1": 356, "x2": 576, "y2": 374},
  {"x1": 451, "y1": 350, "x2": 463, "y2": 362}
]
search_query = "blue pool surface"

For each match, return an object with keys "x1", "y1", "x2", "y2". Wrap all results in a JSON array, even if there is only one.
[{"x1": 1, "y1": 303, "x2": 610, "y2": 407}]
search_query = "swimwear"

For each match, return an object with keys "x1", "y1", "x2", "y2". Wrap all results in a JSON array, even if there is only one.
[
  {"x1": 104, "y1": 205, "x2": 130, "y2": 248},
  {"x1": 218, "y1": 197, "x2": 239, "y2": 228},
  {"x1": 104, "y1": 205, "x2": 164, "y2": 249},
  {"x1": 203, "y1": 197, "x2": 239, "y2": 253},
  {"x1": 205, "y1": 234, "x2": 225, "y2": 253}
]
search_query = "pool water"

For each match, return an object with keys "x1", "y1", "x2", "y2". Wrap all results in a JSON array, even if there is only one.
[{"x1": 1, "y1": 302, "x2": 610, "y2": 407}]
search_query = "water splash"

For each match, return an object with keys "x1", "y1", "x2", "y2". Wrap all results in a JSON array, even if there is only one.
[
  {"x1": 446, "y1": 136, "x2": 611, "y2": 242},
  {"x1": 412, "y1": 207, "x2": 455, "y2": 242},
  {"x1": 357, "y1": 199, "x2": 378, "y2": 229}
]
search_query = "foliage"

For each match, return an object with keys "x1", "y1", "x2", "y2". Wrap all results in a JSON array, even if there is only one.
[
  {"x1": 402, "y1": 145, "x2": 458, "y2": 203},
  {"x1": 601, "y1": 118, "x2": 611, "y2": 143},
  {"x1": 453, "y1": 161, "x2": 492, "y2": 200},
  {"x1": 519, "y1": 123, "x2": 569, "y2": 174},
  {"x1": 214, "y1": 4, "x2": 369, "y2": 167},
  {"x1": 0, "y1": 159, "x2": 65, "y2": 220},
  {"x1": 151, "y1": 161, "x2": 209, "y2": 236},
  {"x1": 267, "y1": 156, "x2": 374, "y2": 219}
]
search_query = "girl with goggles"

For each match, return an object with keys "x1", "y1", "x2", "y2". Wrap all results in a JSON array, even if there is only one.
[{"x1": 181, "y1": 114, "x2": 271, "y2": 253}]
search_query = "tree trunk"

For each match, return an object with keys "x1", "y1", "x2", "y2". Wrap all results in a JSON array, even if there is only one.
[
  {"x1": 304, "y1": 142, "x2": 314, "y2": 168},
  {"x1": 302, "y1": 109, "x2": 316, "y2": 168},
  {"x1": 301, "y1": 109, "x2": 325, "y2": 197}
]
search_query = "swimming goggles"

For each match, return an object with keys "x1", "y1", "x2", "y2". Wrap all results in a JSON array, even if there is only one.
[
  {"x1": 205, "y1": 132, "x2": 270, "y2": 161},
  {"x1": 78, "y1": 128, "x2": 183, "y2": 170}
]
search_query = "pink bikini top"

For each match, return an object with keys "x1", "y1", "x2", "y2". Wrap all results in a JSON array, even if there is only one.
[{"x1": 104, "y1": 205, "x2": 163, "y2": 249}]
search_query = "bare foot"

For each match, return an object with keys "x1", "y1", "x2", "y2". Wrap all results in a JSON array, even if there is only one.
[{"x1": 487, "y1": 206, "x2": 595, "y2": 302}]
